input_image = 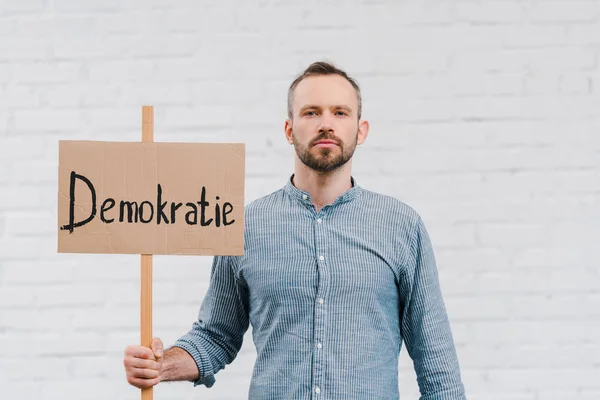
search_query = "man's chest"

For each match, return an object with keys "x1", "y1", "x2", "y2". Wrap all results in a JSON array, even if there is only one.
[{"x1": 237, "y1": 216, "x2": 403, "y2": 307}]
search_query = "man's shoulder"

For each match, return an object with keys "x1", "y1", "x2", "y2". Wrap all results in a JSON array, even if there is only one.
[
  {"x1": 359, "y1": 187, "x2": 421, "y2": 223},
  {"x1": 244, "y1": 188, "x2": 287, "y2": 217}
]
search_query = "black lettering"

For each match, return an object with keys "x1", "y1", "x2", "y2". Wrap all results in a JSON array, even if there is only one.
[
  {"x1": 157, "y1": 184, "x2": 169, "y2": 224},
  {"x1": 185, "y1": 202, "x2": 198, "y2": 225},
  {"x1": 100, "y1": 198, "x2": 115, "y2": 223},
  {"x1": 60, "y1": 171, "x2": 97, "y2": 233},
  {"x1": 139, "y1": 201, "x2": 154, "y2": 223},
  {"x1": 170, "y1": 202, "x2": 183, "y2": 223},
  {"x1": 222, "y1": 202, "x2": 235, "y2": 226},
  {"x1": 215, "y1": 199, "x2": 221, "y2": 227},
  {"x1": 198, "y1": 186, "x2": 213, "y2": 226},
  {"x1": 120, "y1": 201, "x2": 139, "y2": 223}
]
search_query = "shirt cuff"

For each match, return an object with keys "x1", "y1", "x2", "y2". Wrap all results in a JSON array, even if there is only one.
[
  {"x1": 172, "y1": 338, "x2": 216, "y2": 388},
  {"x1": 420, "y1": 386, "x2": 467, "y2": 400}
]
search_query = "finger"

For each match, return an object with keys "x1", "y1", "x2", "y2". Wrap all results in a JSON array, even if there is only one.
[
  {"x1": 131, "y1": 368, "x2": 160, "y2": 380},
  {"x1": 127, "y1": 376, "x2": 160, "y2": 389},
  {"x1": 126, "y1": 345, "x2": 155, "y2": 360},
  {"x1": 124, "y1": 357, "x2": 161, "y2": 371},
  {"x1": 151, "y1": 338, "x2": 163, "y2": 358}
]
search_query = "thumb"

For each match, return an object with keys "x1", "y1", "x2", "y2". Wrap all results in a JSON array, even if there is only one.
[{"x1": 151, "y1": 337, "x2": 163, "y2": 358}]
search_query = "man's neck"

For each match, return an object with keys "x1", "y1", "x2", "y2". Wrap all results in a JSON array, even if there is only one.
[{"x1": 292, "y1": 161, "x2": 354, "y2": 212}]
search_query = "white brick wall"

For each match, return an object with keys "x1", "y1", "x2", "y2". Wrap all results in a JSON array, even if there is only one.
[{"x1": 1, "y1": 1, "x2": 599, "y2": 399}]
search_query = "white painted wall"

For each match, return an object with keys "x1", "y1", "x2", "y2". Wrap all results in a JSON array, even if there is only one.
[{"x1": 1, "y1": 1, "x2": 599, "y2": 399}]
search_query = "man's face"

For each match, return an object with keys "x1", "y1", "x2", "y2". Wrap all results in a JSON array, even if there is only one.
[{"x1": 286, "y1": 75, "x2": 367, "y2": 173}]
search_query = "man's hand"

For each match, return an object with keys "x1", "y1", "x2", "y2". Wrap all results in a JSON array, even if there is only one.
[{"x1": 123, "y1": 338, "x2": 164, "y2": 389}]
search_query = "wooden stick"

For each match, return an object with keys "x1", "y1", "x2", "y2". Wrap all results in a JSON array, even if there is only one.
[{"x1": 141, "y1": 106, "x2": 154, "y2": 400}]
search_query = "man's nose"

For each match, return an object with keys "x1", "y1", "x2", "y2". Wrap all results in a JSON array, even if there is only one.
[{"x1": 317, "y1": 112, "x2": 334, "y2": 133}]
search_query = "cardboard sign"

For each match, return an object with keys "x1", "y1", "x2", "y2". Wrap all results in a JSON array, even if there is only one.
[{"x1": 58, "y1": 141, "x2": 245, "y2": 256}]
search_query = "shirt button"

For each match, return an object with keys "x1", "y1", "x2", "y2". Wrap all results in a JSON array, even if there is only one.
[
  {"x1": 318, "y1": 298, "x2": 324, "y2": 304},
  {"x1": 317, "y1": 342, "x2": 322, "y2": 349},
  {"x1": 315, "y1": 387, "x2": 321, "y2": 394},
  {"x1": 317, "y1": 218, "x2": 322, "y2": 224},
  {"x1": 302, "y1": 194, "x2": 308, "y2": 200},
  {"x1": 319, "y1": 255, "x2": 324, "y2": 261}
]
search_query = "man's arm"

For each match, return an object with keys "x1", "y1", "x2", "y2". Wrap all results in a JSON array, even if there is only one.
[
  {"x1": 159, "y1": 346, "x2": 200, "y2": 382},
  {"x1": 172, "y1": 255, "x2": 250, "y2": 388},
  {"x1": 399, "y1": 215, "x2": 466, "y2": 400}
]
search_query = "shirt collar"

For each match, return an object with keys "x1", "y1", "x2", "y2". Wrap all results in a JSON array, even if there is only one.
[{"x1": 283, "y1": 174, "x2": 362, "y2": 206}]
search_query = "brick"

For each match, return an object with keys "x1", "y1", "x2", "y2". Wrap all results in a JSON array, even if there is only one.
[
  {"x1": 524, "y1": 71, "x2": 559, "y2": 94},
  {"x1": 70, "y1": 356, "x2": 112, "y2": 378},
  {"x1": 371, "y1": 2, "x2": 454, "y2": 25},
  {"x1": 5, "y1": 211, "x2": 54, "y2": 235},
  {"x1": 484, "y1": 73, "x2": 524, "y2": 95},
  {"x1": 0, "y1": 114, "x2": 8, "y2": 132},
  {"x1": 2, "y1": 261, "x2": 74, "y2": 284},
  {"x1": 362, "y1": 74, "x2": 452, "y2": 99},
  {"x1": 0, "y1": 286, "x2": 36, "y2": 308},
  {"x1": 566, "y1": 22, "x2": 600, "y2": 45},
  {"x1": 478, "y1": 223, "x2": 551, "y2": 247},
  {"x1": 190, "y1": 79, "x2": 268, "y2": 105},
  {"x1": 71, "y1": 306, "x2": 139, "y2": 330},
  {"x1": 162, "y1": 105, "x2": 234, "y2": 128},
  {"x1": 559, "y1": 73, "x2": 592, "y2": 94},
  {"x1": 12, "y1": 62, "x2": 81, "y2": 84},
  {"x1": 39, "y1": 83, "x2": 119, "y2": 107},
  {"x1": 0, "y1": 308, "x2": 72, "y2": 332},
  {"x1": 0, "y1": 38, "x2": 51, "y2": 61},
  {"x1": 88, "y1": 60, "x2": 155, "y2": 83},
  {"x1": 0, "y1": 357, "x2": 72, "y2": 380},
  {"x1": 503, "y1": 25, "x2": 566, "y2": 48},
  {"x1": 437, "y1": 248, "x2": 510, "y2": 274},
  {"x1": 446, "y1": 295, "x2": 512, "y2": 320},
  {"x1": 452, "y1": 50, "x2": 528, "y2": 72},
  {"x1": 525, "y1": 1, "x2": 600, "y2": 23},
  {"x1": 87, "y1": 107, "x2": 143, "y2": 130},
  {"x1": 71, "y1": 260, "x2": 140, "y2": 282},
  {"x1": 0, "y1": 85, "x2": 39, "y2": 108},
  {"x1": 0, "y1": 135, "x2": 53, "y2": 162},
  {"x1": 34, "y1": 284, "x2": 106, "y2": 308},
  {"x1": 16, "y1": 15, "x2": 97, "y2": 38},
  {"x1": 13, "y1": 109, "x2": 84, "y2": 132},
  {"x1": 0, "y1": 185, "x2": 46, "y2": 211},
  {"x1": 128, "y1": 34, "x2": 202, "y2": 57},
  {"x1": 527, "y1": 49, "x2": 596, "y2": 70},
  {"x1": 0, "y1": 0, "x2": 44, "y2": 13},
  {"x1": 0, "y1": 63, "x2": 10, "y2": 82},
  {"x1": 428, "y1": 223, "x2": 477, "y2": 247},
  {"x1": 0, "y1": 17, "x2": 16, "y2": 36},
  {"x1": 455, "y1": 1, "x2": 525, "y2": 23},
  {"x1": 52, "y1": 37, "x2": 127, "y2": 59},
  {"x1": 166, "y1": 7, "x2": 237, "y2": 33},
  {"x1": 52, "y1": 0, "x2": 123, "y2": 13}
]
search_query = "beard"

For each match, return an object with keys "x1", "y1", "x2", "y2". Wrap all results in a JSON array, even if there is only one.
[{"x1": 293, "y1": 129, "x2": 358, "y2": 173}]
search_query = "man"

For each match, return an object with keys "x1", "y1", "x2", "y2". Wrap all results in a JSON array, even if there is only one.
[{"x1": 123, "y1": 61, "x2": 466, "y2": 399}]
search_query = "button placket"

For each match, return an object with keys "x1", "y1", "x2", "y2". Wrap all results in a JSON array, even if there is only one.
[{"x1": 312, "y1": 211, "x2": 328, "y2": 400}]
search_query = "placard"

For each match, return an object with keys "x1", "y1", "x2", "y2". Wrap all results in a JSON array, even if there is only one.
[{"x1": 58, "y1": 141, "x2": 245, "y2": 255}]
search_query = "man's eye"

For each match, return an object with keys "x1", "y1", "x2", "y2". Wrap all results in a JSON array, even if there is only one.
[
  {"x1": 304, "y1": 111, "x2": 315, "y2": 116},
  {"x1": 336, "y1": 111, "x2": 347, "y2": 116}
]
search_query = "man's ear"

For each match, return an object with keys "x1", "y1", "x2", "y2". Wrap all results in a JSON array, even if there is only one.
[
  {"x1": 284, "y1": 119, "x2": 294, "y2": 144},
  {"x1": 357, "y1": 119, "x2": 369, "y2": 145}
]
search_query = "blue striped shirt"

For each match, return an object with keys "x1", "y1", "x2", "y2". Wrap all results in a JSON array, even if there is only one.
[{"x1": 174, "y1": 175, "x2": 466, "y2": 399}]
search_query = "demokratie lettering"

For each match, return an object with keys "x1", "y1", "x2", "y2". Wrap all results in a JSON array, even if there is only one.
[{"x1": 60, "y1": 171, "x2": 236, "y2": 233}]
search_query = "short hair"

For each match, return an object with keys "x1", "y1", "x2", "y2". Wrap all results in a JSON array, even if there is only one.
[{"x1": 287, "y1": 61, "x2": 362, "y2": 120}]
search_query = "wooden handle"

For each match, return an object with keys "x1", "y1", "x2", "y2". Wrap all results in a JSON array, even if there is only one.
[{"x1": 141, "y1": 106, "x2": 154, "y2": 400}]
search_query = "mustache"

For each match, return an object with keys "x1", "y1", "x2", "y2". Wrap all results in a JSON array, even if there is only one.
[{"x1": 310, "y1": 132, "x2": 341, "y2": 146}]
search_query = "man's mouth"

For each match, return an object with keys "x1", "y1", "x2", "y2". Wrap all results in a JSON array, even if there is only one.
[{"x1": 313, "y1": 139, "x2": 339, "y2": 148}]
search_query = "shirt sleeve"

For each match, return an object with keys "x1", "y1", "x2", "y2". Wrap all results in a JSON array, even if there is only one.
[
  {"x1": 399, "y1": 215, "x2": 467, "y2": 400},
  {"x1": 173, "y1": 255, "x2": 250, "y2": 388}
]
